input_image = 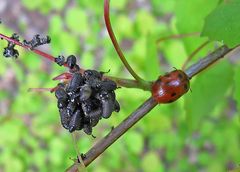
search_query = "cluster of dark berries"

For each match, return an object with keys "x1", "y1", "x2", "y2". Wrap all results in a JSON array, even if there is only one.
[
  {"x1": 2, "y1": 33, "x2": 50, "y2": 58},
  {"x1": 3, "y1": 33, "x2": 20, "y2": 58},
  {"x1": 54, "y1": 55, "x2": 120, "y2": 135},
  {"x1": 23, "y1": 34, "x2": 51, "y2": 49}
]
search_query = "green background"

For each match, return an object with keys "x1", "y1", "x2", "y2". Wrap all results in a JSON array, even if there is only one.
[{"x1": 0, "y1": 0, "x2": 239, "y2": 171}]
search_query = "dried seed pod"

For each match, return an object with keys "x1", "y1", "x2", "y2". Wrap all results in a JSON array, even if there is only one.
[
  {"x1": 23, "y1": 34, "x2": 51, "y2": 49},
  {"x1": 67, "y1": 72, "x2": 84, "y2": 93},
  {"x1": 3, "y1": 33, "x2": 19, "y2": 58},
  {"x1": 66, "y1": 55, "x2": 77, "y2": 69},
  {"x1": 83, "y1": 124, "x2": 92, "y2": 135},
  {"x1": 54, "y1": 65, "x2": 120, "y2": 135},
  {"x1": 79, "y1": 84, "x2": 92, "y2": 101},
  {"x1": 97, "y1": 79, "x2": 117, "y2": 91},
  {"x1": 55, "y1": 55, "x2": 65, "y2": 66},
  {"x1": 114, "y1": 100, "x2": 120, "y2": 112},
  {"x1": 59, "y1": 108, "x2": 70, "y2": 130},
  {"x1": 57, "y1": 98, "x2": 68, "y2": 109},
  {"x1": 55, "y1": 87, "x2": 68, "y2": 100},
  {"x1": 69, "y1": 110, "x2": 83, "y2": 132},
  {"x1": 66, "y1": 101, "x2": 77, "y2": 117},
  {"x1": 96, "y1": 91, "x2": 116, "y2": 119}
]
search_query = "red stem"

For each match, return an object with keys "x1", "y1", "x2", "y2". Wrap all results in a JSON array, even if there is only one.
[
  {"x1": 156, "y1": 32, "x2": 200, "y2": 44},
  {"x1": 0, "y1": 33, "x2": 68, "y2": 67},
  {"x1": 104, "y1": 0, "x2": 144, "y2": 82}
]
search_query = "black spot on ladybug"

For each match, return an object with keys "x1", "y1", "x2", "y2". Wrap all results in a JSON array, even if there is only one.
[
  {"x1": 178, "y1": 73, "x2": 183, "y2": 79},
  {"x1": 156, "y1": 78, "x2": 161, "y2": 84},
  {"x1": 166, "y1": 81, "x2": 170, "y2": 85},
  {"x1": 165, "y1": 73, "x2": 170, "y2": 77},
  {"x1": 171, "y1": 92, "x2": 176, "y2": 97}
]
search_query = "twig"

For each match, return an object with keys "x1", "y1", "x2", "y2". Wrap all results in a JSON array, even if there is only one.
[
  {"x1": 182, "y1": 40, "x2": 210, "y2": 70},
  {"x1": 0, "y1": 33, "x2": 152, "y2": 90},
  {"x1": 82, "y1": 97, "x2": 157, "y2": 166},
  {"x1": 185, "y1": 45, "x2": 232, "y2": 78},
  {"x1": 66, "y1": 44, "x2": 236, "y2": 171},
  {"x1": 156, "y1": 32, "x2": 200, "y2": 44},
  {"x1": 0, "y1": 33, "x2": 68, "y2": 67},
  {"x1": 107, "y1": 76, "x2": 152, "y2": 91},
  {"x1": 104, "y1": 0, "x2": 145, "y2": 83}
]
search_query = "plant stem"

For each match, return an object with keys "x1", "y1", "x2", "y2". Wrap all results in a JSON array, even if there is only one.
[
  {"x1": 156, "y1": 32, "x2": 200, "y2": 44},
  {"x1": 0, "y1": 32, "x2": 152, "y2": 90},
  {"x1": 106, "y1": 76, "x2": 152, "y2": 91},
  {"x1": 182, "y1": 40, "x2": 210, "y2": 70},
  {"x1": 0, "y1": 33, "x2": 68, "y2": 67},
  {"x1": 104, "y1": 0, "x2": 145, "y2": 83},
  {"x1": 67, "y1": 97, "x2": 157, "y2": 172},
  {"x1": 66, "y1": 44, "x2": 236, "y2": 171},
  {"x1": 185, "y1": 45, "x2": 232, "y2": 79}
]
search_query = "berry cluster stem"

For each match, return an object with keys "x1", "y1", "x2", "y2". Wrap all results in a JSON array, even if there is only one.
[
  {"x1": 0, "y1": 33, "x2": 68, "y2": 67},
  {"x1": 104, "y1": 0, "x2": 145, "y2": 83}
]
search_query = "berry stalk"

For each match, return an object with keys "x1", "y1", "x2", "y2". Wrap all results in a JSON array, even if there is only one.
[
  {"x1": 104, "y1": 0, "x2": 145, "y2": 83},
  {"x1": 0, "y1": 33, "x2": 68, "y2": 67}
]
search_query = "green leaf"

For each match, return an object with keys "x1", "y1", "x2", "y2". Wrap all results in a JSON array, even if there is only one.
[
  {"x1": 201, "y1": 0, "x2": 240, "y2": 47},
  {"x1": 175, "y1": 0, "x2": 219, "y2": 33},
  {"x1": 175, "y1": 0, "x2": 219, "y2": 53}
]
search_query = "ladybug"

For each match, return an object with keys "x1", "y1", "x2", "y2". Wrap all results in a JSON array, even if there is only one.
[{"x1": 151, "y1": 70, "x2": 190, "y2": 103}]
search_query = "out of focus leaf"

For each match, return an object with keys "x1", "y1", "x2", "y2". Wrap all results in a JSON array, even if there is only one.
[
  {"x1": 21, "y1": 0, "x2": 42, "y2": 10},
  {"x1": 184, "y1": 60, "x2": 233, "y2": 131},
  {"x1": 201, "y1": 0, "x2": 240, "y2": 48},
  {"x1": 234, "y1": 65, "x2": 240, "y2": 112},
  {"x1": 124, "y1": 131, "x2": 144, "y2": 155},
  {"x1": 49, "y1": 0, "x2": 67, "y2": 10},
  {"x1": 141, "y1": 152, "x2": 164, "y2": 172},
  {"x1": 175, "y1": 0, "x2": 219, "y2": 33},
  {"x1": 65, "y1": 7, "x2": 88, "y2": 35},
  {"x1": 175, "y1": 0, "x2": 219, "y2": 53},
  {"x1": 144, "y1": 34, "x2": 160, "y2": 80},
  {"x1": 135, "y1": 10, "x2": 157, "y2": 36}
]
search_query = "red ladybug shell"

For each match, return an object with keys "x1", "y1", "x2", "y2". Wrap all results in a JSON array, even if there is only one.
[{"x1": 152, "y1": 70, "x2": 190, "y2": 103}]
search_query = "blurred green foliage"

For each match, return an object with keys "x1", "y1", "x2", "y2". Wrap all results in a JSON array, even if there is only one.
[
  {"x1": 0, "y1": 0, "x2": 239, "y2": 172},
  {"x1": 202, "y1": 0, "x2": 240, "y2": 48}
]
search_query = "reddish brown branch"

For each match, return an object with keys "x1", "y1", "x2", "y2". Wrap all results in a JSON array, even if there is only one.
[
  {"x1": 182, "y1": 40, "x2": 210, "y2": 70},
  {"x1": 104, "y1": 0, "x2": 145, "y2": 83},
  {"x1": 156, "y1": 32, "x2": 200, "y2": 44},
  {"x1": 66, "y1": 44, "x2": 236, "y2": 171},
  {"x1": 82, "y1": 97, "x2": 157, "y2": 166},
  {"x1": 185, "y1": 45, "x2": 232, "y2": 78},
  {"x1": 0, "y1": 33, "x2": 68, "y2": 67}
]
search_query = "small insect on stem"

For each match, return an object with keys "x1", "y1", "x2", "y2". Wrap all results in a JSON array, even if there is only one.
[{"x1": 151, "y1": 69, "x2": 190, "y2": 103}]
